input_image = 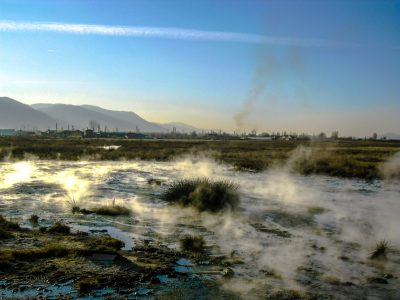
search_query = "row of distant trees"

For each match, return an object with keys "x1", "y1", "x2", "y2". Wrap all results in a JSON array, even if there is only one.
[
  {"x1": 83, "y1": 120, "x2": 383, "y2": 141},
  {"x1": 318, "y1": 131, "x2": 378, "y2": 140}
]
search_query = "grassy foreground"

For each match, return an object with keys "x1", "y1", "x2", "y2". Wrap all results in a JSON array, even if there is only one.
[{"x1": 0, "y1": 137, "x2": 399, "y2": 179}]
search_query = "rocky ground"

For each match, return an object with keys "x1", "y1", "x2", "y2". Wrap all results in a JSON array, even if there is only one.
[{"x1": 0, "y1": 216, "x2": 238, "y2": 299}]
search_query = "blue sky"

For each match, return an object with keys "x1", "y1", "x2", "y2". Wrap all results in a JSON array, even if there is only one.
[{"x1": 0, "y1": 0, "x2": 399, "y2": 136}]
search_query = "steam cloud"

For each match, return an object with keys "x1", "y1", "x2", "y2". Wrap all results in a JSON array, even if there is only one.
[{"x1": 1, "y1": 150, "x2": 400, "y2": 298}]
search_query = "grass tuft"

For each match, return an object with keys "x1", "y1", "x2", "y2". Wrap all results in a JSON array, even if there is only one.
[
  {"x1": 48, "y1": 222, "x2": 71, "y2": 234},
  {"x1": 163, "y1": 178, "x2": 240, "y2": 212},
  {"x1": 0, "y1": 215, "x2": 20, "y2": 231},
  {"x1": 76, "y1": 278, "x2": 99, "y2": 294},
  {"x1": 93, "y1": 237, "x2": 124, "y2": 251},
  {"x1": 92, "y1": 205, "x2": 131, "y2": 216},
  {"x1": 72, "y1": 206, "x2": 92, "y2": 214},
  {"x1": 29, "y1": 215, "x2": 39, "y2": 226},
  {"x1": 370, "y1": 240, "x2": 391, "y2": 260},
  {"x1": 179, "y1": 235, "x2": 206, "y2": 253}
]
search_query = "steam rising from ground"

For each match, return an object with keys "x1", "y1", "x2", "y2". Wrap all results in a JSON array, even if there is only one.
[
  {"x1": 1, "y1": 151, "x2": 400, "y2": 298},
  {"x1": 381, "y1": 151, "x2": 400, "y2": 180},
  {"x1": 0, "y1": 161, "x2": 35, "y2": 189}
]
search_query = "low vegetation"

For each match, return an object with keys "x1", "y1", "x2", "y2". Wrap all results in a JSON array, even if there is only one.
[
  {"x1": 47, "y1": 222, "x2": 71, "y2": 234},
  {"x1": 370, "y1": 240, "x2": 391, "y2": 260},
  {"x1": 92, "y1": 205, "x2": 131, "y2": 216},
  {"x1": 0, "y1": 215, "x2": 21, "y2": 231},
  {"x1": 265, "y1": 288, "x2": 317, "y2": 300},
  {"x1": 9, "y1": 245, "x2": 70, "y2": 261},
  {"x1": 72, "y1": 206, "x2": 92, "y2": 214},
  {"x1": 76, "y1": 278, "x2": 99, "y2": 294},
  {"x1": 163, "y1": 178, "x2": 240, "y2": 212},
  {"x1": 179, "y1": 235, "x2": 206, "y2": 253},
  {"x1": 93, "y1": 236, "x2": 125, "y2": 251},
  {"x1": 0, "y1": 217, "x2": 190, "y2": 297},
  {"x1": 29, "y1": 214, "x2": 39, "y2": 226},
  {"x1": 72, "y1": 203, "x2": 131, "y2": 216},
  {"x1": 0, "y1": 228, "x2": 13, "y2": 239},
  {"x1": 1, "y1": 137, "x2": 399, "y2": 180}
]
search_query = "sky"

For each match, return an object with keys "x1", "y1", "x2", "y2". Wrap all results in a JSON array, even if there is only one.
[{"x1": 0, "y1": 0, "x2": 399, "y2": 136}]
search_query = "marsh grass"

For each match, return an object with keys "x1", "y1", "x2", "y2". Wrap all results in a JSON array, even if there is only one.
[
  {"x1": 65, "y1": 193, "x2": 78, "y2": 210},
  {"x1": 163, "y1": 178, "x2": 240, "y2": 212},
  {"x1": 3, "y1": 138, "x2": 400, "y2": 178},
  {"x1": 47, "y1": 222, "x2": 71, "y2": 234},
  {"x1": 179, "y1": 235, "x2": 206, "y2": 253},
  {"x1": 72, "y1": 198, "x2": 131, "y2": 216},
  {"x1": 10, "y1": 245, "x2": 70, "y2": 261},
  {"x1": 307, "y1": 206, "x2": 326, "y2": 215},
  {"x1": 92, "y1": 205, "x2": 131, "y2": 216},
  {"x1": 265, "y1": 288, "x2": 316, "y2": 300},
  {"x1": 261, "y1": 267, "x2": 282, "y2": 279},
  {"x1": 76, "y1": 278, "x2": 99, "y2": 294},
  {"x1": 370, "y1": 240, "x2": 391, "y2": 260},
  {"x1": 93, "y1": 237, "x2": 124, "y2": 251},
  {"x1": 2, "y1": 138, "x2": 398, "y2": 179},
  {"x1": 72, "y1": 206, "x2": 92, "y2": 214},
  {"x1": 0, "y1": 215, "x2": 20, "y2": 231},
  {"x1": 0, "y1": 245, "x2": 71, "y2": 266},
  {"x1": 0, "y1": 228, "x2": 13, "y2": 239},
  {"x1": 29, "y1": 215, "x2": 39, "y2": 226}
]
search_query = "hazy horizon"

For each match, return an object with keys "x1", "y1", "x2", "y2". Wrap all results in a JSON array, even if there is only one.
[{"x1": 1, "y1": 0, "x2": 399, "y2": 136}]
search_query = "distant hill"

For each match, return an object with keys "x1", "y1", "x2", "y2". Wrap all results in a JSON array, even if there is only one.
[
  {"x1": 161, "y1": 122, "x2": 205, "y2": 133},
  {"x1": 32, "y1": 103, "x2": 167, "y2": 132},
  {"x1": 0, "y1": 97, "x2": 57, "y2": 130},
  {"x1": 0, "y1": 97, "x2": 205, "y2": 133},
  {"x1": 382, "y1": 132, "x2": 400, "y2": 140}
]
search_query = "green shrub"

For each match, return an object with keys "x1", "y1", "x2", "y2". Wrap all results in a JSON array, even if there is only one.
[{"x1": 163, "y1": 178, "x2": 240, "y2": 212}]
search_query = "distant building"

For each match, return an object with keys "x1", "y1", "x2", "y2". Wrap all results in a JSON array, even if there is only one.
[
  {"x1": 0, "y1": 129, "x2": 16, "y2": 136},
  {"x1": 16, "y1": 130, "x2": 39, "y2": 136}
]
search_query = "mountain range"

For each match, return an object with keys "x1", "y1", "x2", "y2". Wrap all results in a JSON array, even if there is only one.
[{"x1": 0, "y1": 97, "x2": 203, "y2": 133}]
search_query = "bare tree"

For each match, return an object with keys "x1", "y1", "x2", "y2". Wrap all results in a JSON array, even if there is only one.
[{"x1": 331, "y1": 131, "x2": 339, "y2": 139}]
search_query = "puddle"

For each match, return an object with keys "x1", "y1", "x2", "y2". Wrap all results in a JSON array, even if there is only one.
[
  {"x1": 176, "y1": 258, "x2": 193, "y2": 266},
  {"x1": 0, "y1": 281, "x2": 77, "y2": 299},
  {"x1": 71, "y1": 224, "x2": 134, "y2": 250},
  {"x1": 174, "y1": 265, "x2": 193, "y2": 273},
  {"x1": 156, "y1": 275, "x2": 172, "y2": 284}
]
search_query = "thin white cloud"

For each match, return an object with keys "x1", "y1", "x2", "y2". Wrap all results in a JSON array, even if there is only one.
[{"x1": 0, "y1": 20, "x2": 356, "y2": 48}]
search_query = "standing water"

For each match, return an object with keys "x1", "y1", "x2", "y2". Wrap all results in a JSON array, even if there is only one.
[{"x1": 1, "y1": 158, "x2": 399, "y2": 299}]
